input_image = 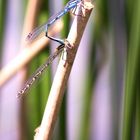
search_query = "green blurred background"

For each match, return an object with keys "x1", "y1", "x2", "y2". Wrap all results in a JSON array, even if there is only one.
[{"x1": 0, "y1": 0, "x2": 140, "y2": 140}]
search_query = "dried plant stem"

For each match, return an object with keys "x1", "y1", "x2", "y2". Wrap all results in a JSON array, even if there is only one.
[
  {"x1": 0, "y1": 21, "x2": 63, "y2": 87},
  {"x1": 34, "y1": 2, "x2": 94, "y2": 140},
  {"x1": 22, "y1": 0, "x2": 41, "y2": 40}
]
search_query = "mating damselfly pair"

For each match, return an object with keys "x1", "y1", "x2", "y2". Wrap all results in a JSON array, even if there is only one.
[{"x1": 17, "y1": 0, "x2": 84, "y2": 98}]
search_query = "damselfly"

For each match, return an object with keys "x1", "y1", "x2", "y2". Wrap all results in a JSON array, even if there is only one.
[
  {"x1": 17, "y1": 0, "x2": 83, "y2": 97},
  {"x1": 26, "y1": 0, "x2": 82, "y2": 45}
]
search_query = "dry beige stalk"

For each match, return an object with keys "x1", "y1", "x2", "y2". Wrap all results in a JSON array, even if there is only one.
[
  {"x1": 0, "y1": 0, "x2": 63, "y2": 87},
  {"x1": 34, "y1": 1, "x2": 94, "y2": 140}
]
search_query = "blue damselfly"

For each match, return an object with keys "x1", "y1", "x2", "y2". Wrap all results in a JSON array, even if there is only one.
[{"x1": 26, "y1": 0, "x2": 82, "y2": 44}]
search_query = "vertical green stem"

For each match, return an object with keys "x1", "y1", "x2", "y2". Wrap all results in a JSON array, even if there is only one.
[
  {"x1": 58, "y1": 1, "x2": 70, "y2": 140},
  {"x1": 122, "y1": 0, "x2": 140, "y2": 139},
  {"x1": 0, "y1": 0, "x2": 6, "y2": 57},
  {"x1": 134, "y1": 83, "x2": 140, "y2": 140}
]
